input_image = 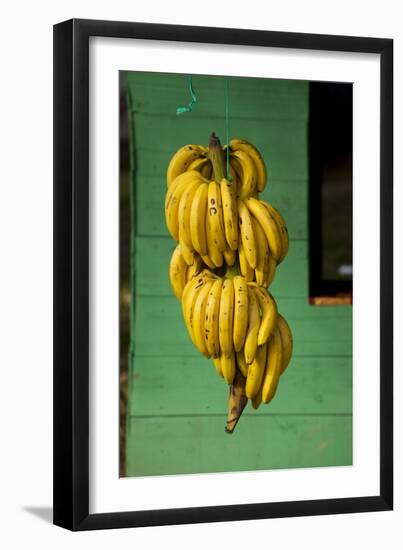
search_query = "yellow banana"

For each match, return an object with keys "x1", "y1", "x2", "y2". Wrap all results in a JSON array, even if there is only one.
[
  {"x1": 177, "y1": 172, "x2": 203, "y2": 266},
  {"x1": 251, "y1": 387, "x2": 262, "y2": 410},
  {"x1": 179, "y1": 236, "x2": 195, "y2": 266},
  {"x1": 261, "y1": 328, "x2": 283, "y2": 404},
  {"x1": 188, "y1": 156, "x2": 209, "y2": 173},
  {"x1": 186, "y1": 254, "x2": 203, "y2": 281},
  {"x1": 166, "y1": 169, "x2": 195, "y2": 201},
  {"x1": 165, "y1": 171, "x2": 201, "y2": 240},
  {"x1": 277, "y1": 314, "x2": 293, "y2": 374},
  {"x1": 221, "y1": 351, "x2": 236, "y2": 385},
  {"x1": 204, "y1": 278, "x2": 223, "y2": 357},
  {"x1": 237, "y1": 199, "x2": 257, "y2": 269},
  {"x1": 223, "y1": 246, "x2": 236, "y2": 266},
  {"x1": 201, "y1": 161, "x2": 212, "y2": 179},
  {"x1": 166, "y1": 145, "x2": 205, "y2": 187},
  {"x1": 230, "y1": 138, "x2": 267, "y2": 192},
  {"x1": 201, "y1": 254, "x2": 216, "y2": 269},
  {"x1": 212, "y1": 356, "x2": 224, "y2": 378},
  {"x1": 250, "y1": 283, "x2": 278, "y2": 346},
  {"x1": 236, "y1": 349, "x2": 249, "y2": 377},
  {"x1": 219, "y1": 278, "x2": 234, "y2": 357},
  {"x1": 207, "y1": 181, "x2": 227, "y2": 252},
  {"x1": 233, "y1": 276, "x2": 249, "y2": 352},
  {"x1": 264, "y1": 248, "x2": 277, "y2": 288},
  {"x1": 245, "y1": 343, "x2": 267, "y2": 399},
  {"x1": 262, "y1": 201, "x2": 289, "y2": 263},
  {"x1": 225, "y1": 159, "x2": 238, "y2": 188},
  {"x1": 252, "y1": 215, "x2": 270, "y2": 287},
  {"x1": 231, "y1": 149, "x2": 257, "y2": 199},
  {"x1": 244, "y1": 287, "x2": 260, "y2": 364},
  {"x1": 178, "y1": 176, "x2": 202, "y2": 248},
  {"x1": 190, "y1": 183, "x2": 209, "y2": 256},
  {"x1": 182, "y1": 273, "x2": 200, "y2": 310},
  {"x1": 182, "y1": 271, "x2": 213, "y2": 344},
  {"x1": 238, "y1": 239, "x2": 254, "y2": 282},
  {"x1": 229, "y1": 155, "x2": 243, "y2": 188},
  {"x1": 192, "y1": 279, "x2": 214, "y2": 357},
  {"x1": 183, "y1": 270, "x2": 218, "y2": 335},
  {"x1": 220, "y1": 178, "x2": 238, "y2": 251},
  {"x1": 182, "y1": 276, "x2": 204, "y2": 343},
  {"x1": 206, "y1": 196, "x2": 224, "y2": 268},
  {"x1": 169, "y1": 244, "x2": 188, "y2": 300},
  {"x1": 245, "y1": 197, "x2": 283, "y2": 262},
  {"x1": 228, "y1": 164, "x2": 240, "y2": 196}
]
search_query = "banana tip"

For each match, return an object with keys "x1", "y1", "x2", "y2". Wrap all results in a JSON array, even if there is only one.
[{"x1": 225, "y1": 413, "x2": 243, "y2": 434}]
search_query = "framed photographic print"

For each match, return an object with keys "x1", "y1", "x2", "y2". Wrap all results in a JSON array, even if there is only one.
[{"x1": 53, "y1": 19, "x2": 393, "y2": 530}]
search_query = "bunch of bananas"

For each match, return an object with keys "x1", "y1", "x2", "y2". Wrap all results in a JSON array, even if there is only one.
[
  {"x1": 166, "y1": 134, "x2": 293, "y2": 432},
  {"x1": 169, "y1": 247, "x2": 292, "y2": 403}
]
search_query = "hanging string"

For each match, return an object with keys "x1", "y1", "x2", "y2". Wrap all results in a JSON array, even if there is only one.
[
  {"x1": 176, "y1": 76, "x2": 232, "y2": 182},
  {"x1": 176, "y1": 76, "x2": 197, "y2": 115},
  {"x1": 225, "y1": 78, "x2": 232, "y2": 181}
]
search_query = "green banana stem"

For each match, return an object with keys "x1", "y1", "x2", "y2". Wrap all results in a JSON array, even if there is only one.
[
  {"x1": 225, "y1": 262, "x2": 241, "y2": 278},
  {"x1": 208, "y1": 132, "x2": 227, "y2": 182},
  {"x1": 225, "y1": 368, "x2": 248, "y2": 434}
]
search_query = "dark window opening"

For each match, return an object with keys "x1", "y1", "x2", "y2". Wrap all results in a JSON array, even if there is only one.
[{"x1": 309, "y1": 82, "x2": 353, "y2": 304}]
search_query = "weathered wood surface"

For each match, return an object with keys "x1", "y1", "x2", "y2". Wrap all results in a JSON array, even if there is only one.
[
  {"x1": 128, "y1": 356, "x2": 352, "y2": 417},
  {"x1": 126, "y1": 415, "x2": 352, "y2": 476},
  {"x1": 125, "y1": 72, "x2": 352, "y2": 477},
  {"x1": 126, "y1": 72, "x2": 309, "y2": 120}
]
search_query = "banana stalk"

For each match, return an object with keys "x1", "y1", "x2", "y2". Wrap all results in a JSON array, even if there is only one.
[
  {"x1": 225, "y1": 368, "x2": 248, "y2": 434},
  {"x1": 208, "y1": 132, "x2": 227, "y2": 182}
]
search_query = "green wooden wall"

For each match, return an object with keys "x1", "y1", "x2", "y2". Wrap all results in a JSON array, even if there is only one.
[{"x1": 124, "y1": 72, "x2": 352, "y2": 477}]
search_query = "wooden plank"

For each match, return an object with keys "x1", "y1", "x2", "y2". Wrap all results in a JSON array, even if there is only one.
[
  {"x1": 135, "y1": 177, "x2": 307, "y2": 239},
  {"x1": 134, "y1": 237, "x2": 308, "y2": 297},
  {"x1": 126, "y1": 80, "x2": 309, "y2": 120},
  {"x1": 126, "y1": 415, "x2": 352, "y2": 477},
  {"x1": 130, "y1": 114, "x2": 308, "y2": 182},
  {"x1": 125, "y1": 71, "x2": 308, "y2": 96},
  {"x1": 133, "y1": 296, "x2": 352, "y2": 357},
  {"x1": 128, "y1": 356, "x2": 352, "y2": 417}
]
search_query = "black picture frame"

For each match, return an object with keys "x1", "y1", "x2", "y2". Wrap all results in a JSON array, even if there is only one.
[{"x1": 53, "y1": 18, "x2": 393, "y2": 531}]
